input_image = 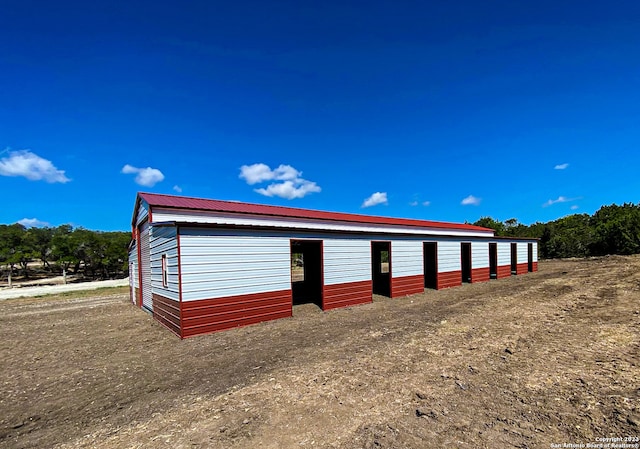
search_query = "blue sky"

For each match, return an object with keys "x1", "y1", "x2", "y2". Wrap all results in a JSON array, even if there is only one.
[{"x1": 1, "y1": 1, "x2": 639, "y2": 231}]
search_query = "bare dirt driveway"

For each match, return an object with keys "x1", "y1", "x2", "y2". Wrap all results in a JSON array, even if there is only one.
[
  {"x1": 0, "y1": 278, "x2": 129, "y2": 300},
  {"x1": 1, "y1": 257, "x2": 639, "y2": 448}
]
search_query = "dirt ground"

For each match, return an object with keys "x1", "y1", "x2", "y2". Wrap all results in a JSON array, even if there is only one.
[{"x1": 1, "y1": 257, "x2": 639, "y2": 448}]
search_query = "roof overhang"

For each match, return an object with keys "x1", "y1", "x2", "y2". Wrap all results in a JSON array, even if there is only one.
[
  {"x1": 148, "y1": 220, "x2": 504, "y2": 240},
  {"x1": 136, "y1": 191, "x2": 495, "y2": 234}
]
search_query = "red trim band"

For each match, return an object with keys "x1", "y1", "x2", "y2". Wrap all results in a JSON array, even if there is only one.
[
  {"x1": 496, "y1": 265, "x2": 511, "y2": 279},
  {"x1": 471, "y1": 267, "x2": 490, "y2": 283},
  {"x1": 180, "y1": 289, "x2": 292, "y2": 338},
  {"x1": 391, "y1": 274, "x2": 424, "y2": 297},
  {"x1": 323, "y1": 280, "x2": 372, "y2": 310},
  {"x1": 152, "y1": 293, "x2": 181, "y2": 337},
  {"x1": 437, "y1": 271, "x2": 462, "y2": 289}
]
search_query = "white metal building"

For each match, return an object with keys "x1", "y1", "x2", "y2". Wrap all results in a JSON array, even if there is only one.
[{"x1": 129, "y1": 192, "x2": 538, "y2": 338}]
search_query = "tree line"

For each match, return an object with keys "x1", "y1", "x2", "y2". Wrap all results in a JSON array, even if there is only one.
[
  {"x1": 473, "y1": 203, "x2": 640, "y2": 259},
  {"x1": 0, "y1": 224, "x2": 131, "y2": 284}
]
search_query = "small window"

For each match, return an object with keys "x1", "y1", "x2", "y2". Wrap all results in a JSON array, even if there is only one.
[
  {"x1": 380, "y1": 250, "x2": 389, "y2": 273},
  {"x1": 161, "y1": 254, "x2": 168, "y2": 288},
  {"x1": 291, "y1": 252, "x2": 304, "y2": 282}
]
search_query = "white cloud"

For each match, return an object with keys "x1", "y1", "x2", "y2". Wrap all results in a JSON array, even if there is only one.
[
  {"x1": 422, "y1": 201, "x2": 431, "y2": 206},
  {"x1": 570, "y1": 205, "x2": 579, "y2": 210},
  {"x1": 173, "y1": 185, "x2": 182, "y2": 193},
  {"x1": 121, "y1": 164, "x2": 138, "y2": 174},
  {"x1": 461, "y1": 195, "x2": 481, "y2": 206},
  {"x1": 554, "y1": 163, "x2": 569, "y2": 170},
  {"x1": 239, "y1": 163, "x2": 274, "y2": 185},
  {"x1": 17, "y1": 218, "x2": 50, "y2": 228},
  {"x1": 121, "y1": 164, "x2": 165, "y2": 187},
  {"x1": 239, "y1": 163, "x2": 302, "y2": 185},
  {"x1": 272, "y1": 164, "x2": 301, "y2": 182},
  {"x1": 362, "y1": 192, "x2": 388, "y2": 208},
  {"x1": 239, "y1": 163, "x2": 320, "y2": 199},
  {"x1": 409, "y1": 201, "x2": 418, "y2": 206},
  {"x1": 410, "y1": 200, "x2": 431, "y2": 207},
  {"x1": 543, "y1": 195, "x2": 580, "y2": 207},
  {"x1": 255, "y1": 180, "x2": 321, "y2": 199},
  {"x1": 0, "y1": 149, "x2": 70, "y2": 183}
]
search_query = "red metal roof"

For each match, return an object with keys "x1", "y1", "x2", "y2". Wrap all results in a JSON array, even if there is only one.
[{"x1": 137, "y1": 192, "x2": 493, "y2": 233}]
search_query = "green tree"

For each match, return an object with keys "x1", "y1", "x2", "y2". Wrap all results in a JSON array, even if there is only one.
[
  {"x1": 50, "y1": 225, "x2": 79, "y2": 280},
  {"x1": 590, "y1": 203, "x2": 640, "y2": 255},
  {"x1": 0, "y1": 224, "x2": 24, "y2": 284},
  {"x1": 27, "y1": 227, "x2": 54, "y2": 269},
  {"x1": 0, "y1": 224, "x2": 34, "y2": 279},
  {"x1": 100, "y1": 231, "x2": 131, "y2": 278},
  {"x1": 503, "y1": 218, "x2": 531, "y2": 238},
  {"x1": 71, "y1": 228, "x2": 101, "y2": 277},
  {"x1": 473, "y1": 217, "x2": 506, "y2": 235},
  {"x1": 539, "y1": 214, "x2": 593, "y2": 258}
]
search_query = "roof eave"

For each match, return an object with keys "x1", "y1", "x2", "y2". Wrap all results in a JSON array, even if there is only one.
[{"x1": 143, "y1": 199, "x2": 493, "y2": 233}]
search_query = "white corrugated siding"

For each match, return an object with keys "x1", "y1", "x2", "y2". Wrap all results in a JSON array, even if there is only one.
[
  {"x1": 128, "y1": 242, "x2": 138, "y2": 305},
  {"x1": 471, "y1": 241, "x2": 489, "y2": 268},
  {"x1": 139, "y1": 222, "x2": 152, "y2": 311},
  {"x1": 391, "y1": 240, "x2": 423, "y2": 277},
  {"x1": 436, "y1": 241, "x2": 461, "y2": 273},
  {"x1": 323, "y1": 238, "x2": 371, "y2": 285},
  {"x1": 179, "y1": 227, "x2": 291, "y2": 301},
  {"x1": 150, "y1": 226, "x2": 180, "y2": 301},
  {"x1": 136, "y1": 200, "x2": 149, "y2": 226},
  {"x1": 532, "y1": 242, "x2": 538, "y2": 262},
  {"x1": 496, "y1": 242, "x2": 511, "y2": 266},
  {"x1": 517, "y1": 242, "x2": 528, "y2": 263}
]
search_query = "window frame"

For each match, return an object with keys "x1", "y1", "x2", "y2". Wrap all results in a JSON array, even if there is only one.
[{"x1": 161, "y1": 254, "x2": 168, "y2": 288}]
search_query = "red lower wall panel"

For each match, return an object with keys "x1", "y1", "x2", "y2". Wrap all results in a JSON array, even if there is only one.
[
  {"x1": 496, "y1": 265, "x2": 511, "y2": 279},
  {"x1": 391, "y1": 274, "x2": 424, "y2": 298},
  {"x1": 516, "y1": 263, "x2": 528, "y2": 275},
  {"x1": 532, "y1": 262, "x2": 538, "y2": 272},
  {"x1": 471, "y1": 267, "x2": 490, "y2": 283},
  {"x1": 153, "y1": 293, "x2": 181, "y2": 337},
  {"x1": 181, "y1": 289, "x2": 292, "y2": 338},
  {"x1": 323, "y1": 280, "x2": 372, "y2": 310},
  {"x1": 438, "y1": 271, "x2": 462, "y2": 289}
]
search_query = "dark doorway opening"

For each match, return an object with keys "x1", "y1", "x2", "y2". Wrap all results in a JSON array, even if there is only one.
[
  {"x1": 461, "y1": 243, "x2": 472, "y2": 283},
  {"x1": 372, "y1": 241, "x2": 391, "y2": 297},
  {"x1": 291, "y1": 240, "x2": 323, "y2": 308},
  {"x1": 511, "y1": 243, "x2": 518, "y2": 275},
  {"x1": 423, "y1": 242, "x2": 437, "y2": 289},
  {"x1": 527, "y1": 243, "x2": 533, "y2": 272},
  {"x1": 489, "y1": 243, "x2": 498, "y2": 279}
]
